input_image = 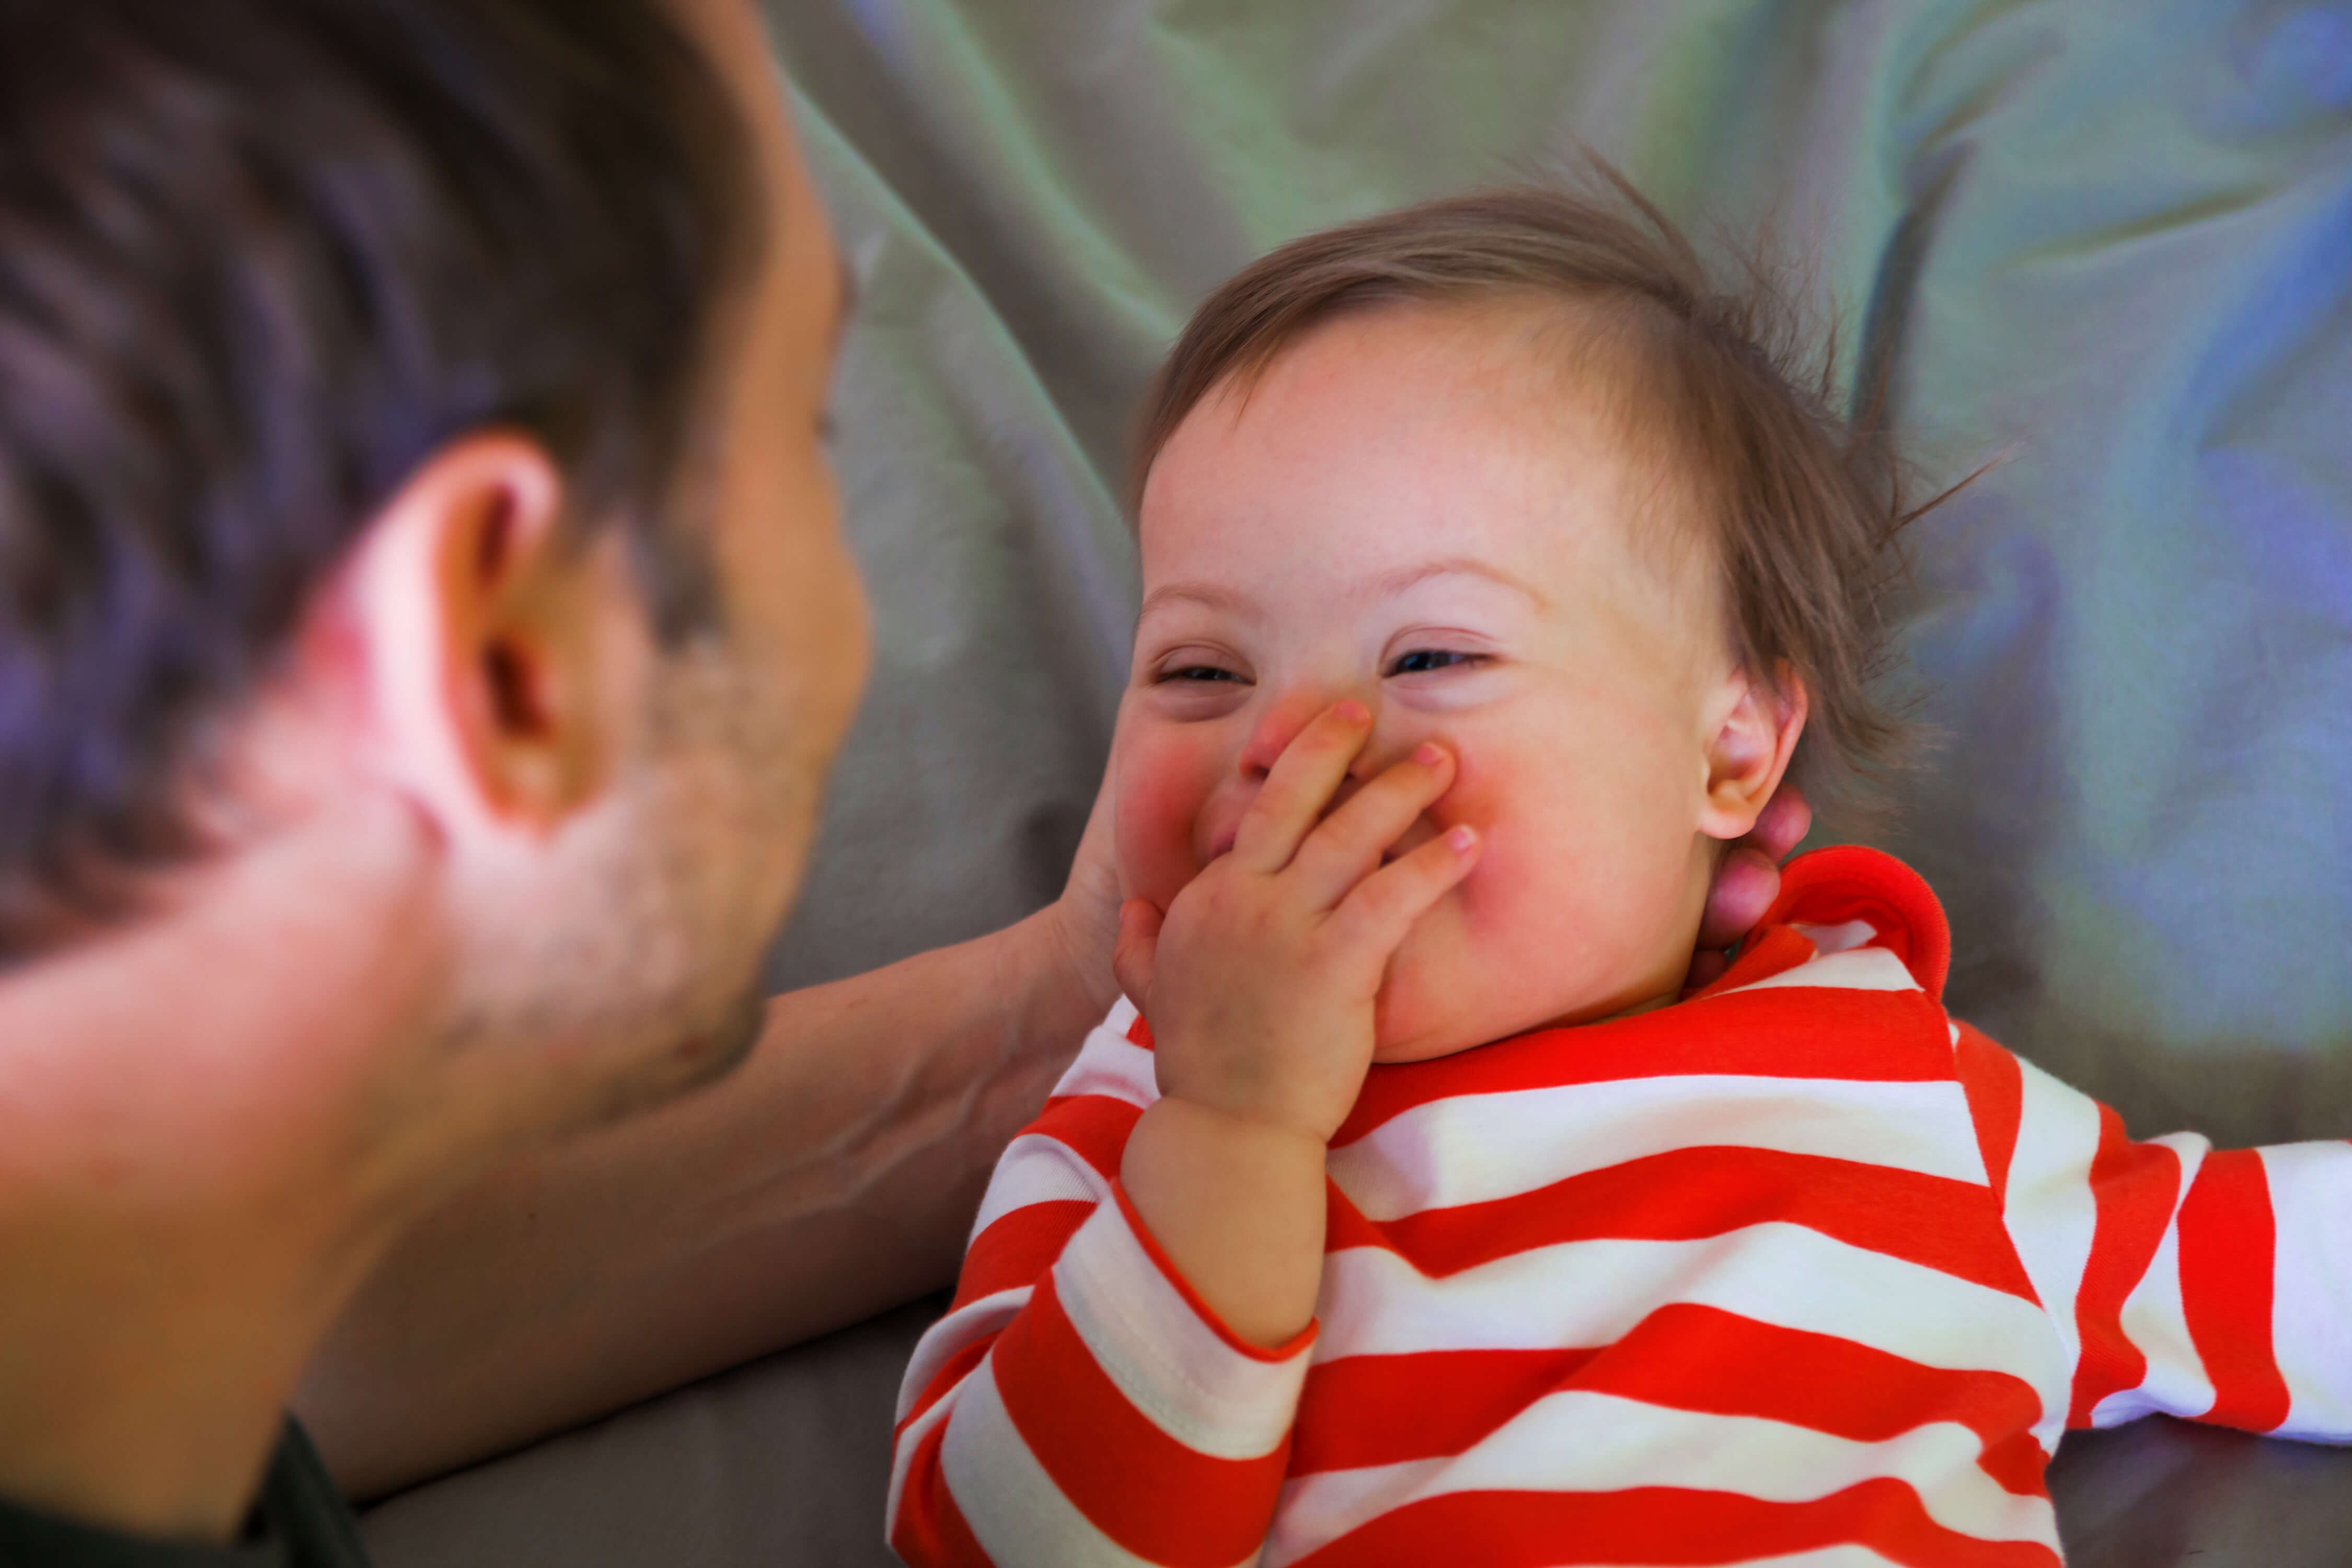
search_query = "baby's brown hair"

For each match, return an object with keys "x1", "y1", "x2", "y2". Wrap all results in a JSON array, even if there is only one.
[{"x1": 1132, "y1": 175, "x2": 1953, "y2": 805}]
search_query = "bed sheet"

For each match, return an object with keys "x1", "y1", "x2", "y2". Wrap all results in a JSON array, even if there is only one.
[{"x1": 364, "y1": 1, "x2": 2352, "y2": 1563}]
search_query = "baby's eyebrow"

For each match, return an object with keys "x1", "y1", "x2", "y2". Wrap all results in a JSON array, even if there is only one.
[
  {"x1": 1137, "y1": 581, "x2": 1254, "y2": 620},
  {"x1": 1373, "y1": 557, "x2": 1552, "y2": 610}
]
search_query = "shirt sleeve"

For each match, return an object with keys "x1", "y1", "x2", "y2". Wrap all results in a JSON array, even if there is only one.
[
  {"x1": 1956, "y1": 1021, "x2": 2352, "y2": 1439},
  {"x1": 0, "y1": 1419, "x2": 361, "y2": 1567},
  {"x1": 886, "y1": 1001, "x2": 1315, "y2": 1567}
]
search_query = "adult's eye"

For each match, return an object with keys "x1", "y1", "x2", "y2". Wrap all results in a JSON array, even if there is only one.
[{"x1": 1387, "y1": 649, "x2": 1480, "y2": 676}]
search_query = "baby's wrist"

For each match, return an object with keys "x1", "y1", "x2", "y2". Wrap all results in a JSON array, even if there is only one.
[
  {"x1": 1121, "y1": 1096, "x2": 1331, "y2": 1348},
  {"x1": 1148, "y1": 1089, "x2": 1336, "y2": 1155}
]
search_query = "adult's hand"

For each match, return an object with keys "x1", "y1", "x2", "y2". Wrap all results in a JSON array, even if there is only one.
[
  {"x1": 303, "y1": 768, "x2": 1126, "y2": 1495},
  {"x1": 1039, "y1": 746, "x2": 1125, "y2": 1020},
  {"x1": 1687, "y1": 788, "x2": 1812, "y2": 989}
]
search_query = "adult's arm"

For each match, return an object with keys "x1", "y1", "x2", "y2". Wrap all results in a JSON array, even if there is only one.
[{"x1": 295, "y1": 790, "x2": 1126, "y2": 1499}]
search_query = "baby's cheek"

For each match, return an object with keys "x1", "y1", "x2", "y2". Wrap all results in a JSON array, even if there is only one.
[
  {"x1": 1424, "y1": 750, "x2": 1607, "y2": 963},
  {"x1": 1113, "y1": 735, "x2": 1217, "y2": 905},
  {"x1": 1417, "y1": 752, "x2": 1514, "y2": 911}
]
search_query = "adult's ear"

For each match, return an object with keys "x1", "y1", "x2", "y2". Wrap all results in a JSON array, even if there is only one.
[
  {"x1": 1697, "y1": 664, "x2": 1807, "y2": 842},
  {"x1": 335, "y1": 432, "x2": 643, "y2": 840}
]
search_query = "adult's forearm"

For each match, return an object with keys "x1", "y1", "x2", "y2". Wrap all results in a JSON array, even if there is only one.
[{"x1": 295, "y1": 906, "x2": 1106, "y2": 1498}]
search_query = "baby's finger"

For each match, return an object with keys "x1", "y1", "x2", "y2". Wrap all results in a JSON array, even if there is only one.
[
  {"x1": 1231, "y1": 701, "x2": 1372, "y2": 873},
  {"x1": 1285, "y1": 743, "x2": 1456, "y2": 910},
  {"x1": 1327, "y1": 824, "x2": 1480, "y2": 961}
]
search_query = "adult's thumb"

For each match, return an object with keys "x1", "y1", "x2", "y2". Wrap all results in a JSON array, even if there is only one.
[{"x1": 1111, "y1": 898, "x2": 1163, "y2": 1010}]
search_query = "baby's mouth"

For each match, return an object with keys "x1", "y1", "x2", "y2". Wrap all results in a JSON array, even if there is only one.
[
  {"x1": 1382, "y1": 816, "x2": 1440, "y2": 864},
  {"x1": 1203, "y1": 808, "x2": 1444, "y2": 867}
]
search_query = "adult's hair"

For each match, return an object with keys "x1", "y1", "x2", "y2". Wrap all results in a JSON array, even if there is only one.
[
  {"x1": 0, "y1": 0, "x2": 762, "y2": 960},
  {"x1": 1136, "y1": 179, "x2": 1950, "y2": 806}
]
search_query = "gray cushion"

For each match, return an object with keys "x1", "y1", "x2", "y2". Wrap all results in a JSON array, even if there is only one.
[
  {"x1": 362, "y1": 1299, "x2": 943, "y2": 1568},
  {"x1": 361, "y1": 1300, "x2": 2352, "y2": 1568}
]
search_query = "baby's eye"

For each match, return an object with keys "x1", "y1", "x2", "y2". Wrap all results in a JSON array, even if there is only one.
[
  {"x1": 1387, "y1": 649, "x2": 1481, "y2": 676},
  {"x1": 1159, "y1": 664, "x2": 1244, "y2": 684}
]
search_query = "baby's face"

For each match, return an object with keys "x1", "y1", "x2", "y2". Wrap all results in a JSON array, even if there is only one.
[{"x1": 1117, "y1": 301, "x2": 1774, "y2": 1061}]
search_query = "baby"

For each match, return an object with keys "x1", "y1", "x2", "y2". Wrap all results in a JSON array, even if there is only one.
[{"x1": 886, "y1": 185, "x2": 2352, "y2": 1568}]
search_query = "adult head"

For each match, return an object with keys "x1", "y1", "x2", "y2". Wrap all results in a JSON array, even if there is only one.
[{"x1": 0, "y1": 0, "x2": 864, "y2": 1537}]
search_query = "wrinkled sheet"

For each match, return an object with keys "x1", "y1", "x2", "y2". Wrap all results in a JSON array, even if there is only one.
[{"x1": 363, "y1": 2, "x2": 2352, "y2": 1563}]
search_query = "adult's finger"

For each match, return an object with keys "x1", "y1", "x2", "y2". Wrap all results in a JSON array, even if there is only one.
[
  {"x1": 1230, "y1": 701, "x2": 1372, "y2": 874},
  {"x1": 1686, "y1": 948, "x2": 1732, "y2": 990},
  {"x1": 1694, "y1": 844, "x2": 1782, "y2": 952},
  {"x1": 1285, "y1": 744, "x2": 1456, "y2": 911},
  {"x1": 1691, "y1": 788, "x2": 1811, "y2": 953},
  {"x1": 1050, "y1": 748, "x2": 1126, "y2": 1014},
  {"x1": 1749, "y1": 788, "x2": 1812, "y2": 863},
  {"x1": 1328, "y1": 824, "x2": 1480, "y2": 959}
]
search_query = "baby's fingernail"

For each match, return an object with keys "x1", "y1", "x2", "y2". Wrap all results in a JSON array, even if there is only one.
[
  {"x1": 1335, "y1": 700, "x2": 1370, "y2": 725},
  {"x1": 1414, "y1": 743, "x2": 1446, "y2": 767},
  {"x1": 1446, "y1": 826, "x2": 1478, "y2": 853}
]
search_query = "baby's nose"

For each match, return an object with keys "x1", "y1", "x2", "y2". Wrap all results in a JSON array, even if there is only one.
[{"x1": 1238, "y1": 689, "x2": 1377, "y2": 781}]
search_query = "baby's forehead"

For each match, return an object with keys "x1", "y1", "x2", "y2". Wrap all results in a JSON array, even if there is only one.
[
  {"x1": 1142, "y1": 297, "x2": 1724, "y2": 605},
  {"x1": 1128, "y1": 185, "x2": 1911, "y2": 797}
]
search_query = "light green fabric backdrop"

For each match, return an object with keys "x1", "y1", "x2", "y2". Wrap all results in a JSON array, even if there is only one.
[{"x1": 769, "y1": 0, "x2": 2352, "y2": 1148}]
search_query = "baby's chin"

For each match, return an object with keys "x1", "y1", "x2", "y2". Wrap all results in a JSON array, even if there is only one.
[
  {"x1": 1368, "y1": 951, "x2": 1679, "y2": 1064},
  {"x1": 1367, "y1": 975, "x2": 1560, "y2": 1064}
]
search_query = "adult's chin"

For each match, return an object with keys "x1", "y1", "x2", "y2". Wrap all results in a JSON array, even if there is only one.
[
  {"x1": 553, "y1": 984, "x2": 768, "y2": 1141},
  {"x1": 663, "y1": 984, "x2": 768, "y2": 1096}
]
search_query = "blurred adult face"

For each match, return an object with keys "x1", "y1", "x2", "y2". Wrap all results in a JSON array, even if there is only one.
[{"x1": 426, "y1": 4, "x2": 870, "y2": 1136}]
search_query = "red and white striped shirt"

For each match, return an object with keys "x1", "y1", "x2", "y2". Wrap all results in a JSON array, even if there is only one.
[{"x1": 889, "y1": 846, "x2": 2352, "y2": 1567}]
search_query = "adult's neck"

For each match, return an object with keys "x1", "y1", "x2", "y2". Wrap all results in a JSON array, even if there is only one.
[{"x1": 0, "y1": 792, "x2": 451, "y2": 1542}]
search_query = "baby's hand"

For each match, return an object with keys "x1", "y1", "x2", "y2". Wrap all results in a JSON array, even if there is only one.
[{"x1": 1113, "y1": 700, "x2": 1479, "y2": 1146}]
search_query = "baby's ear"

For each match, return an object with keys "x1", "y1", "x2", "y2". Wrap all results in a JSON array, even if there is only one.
[{"x1": 1698, "y1": 664, "x2": 1807, "y2": 840}]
